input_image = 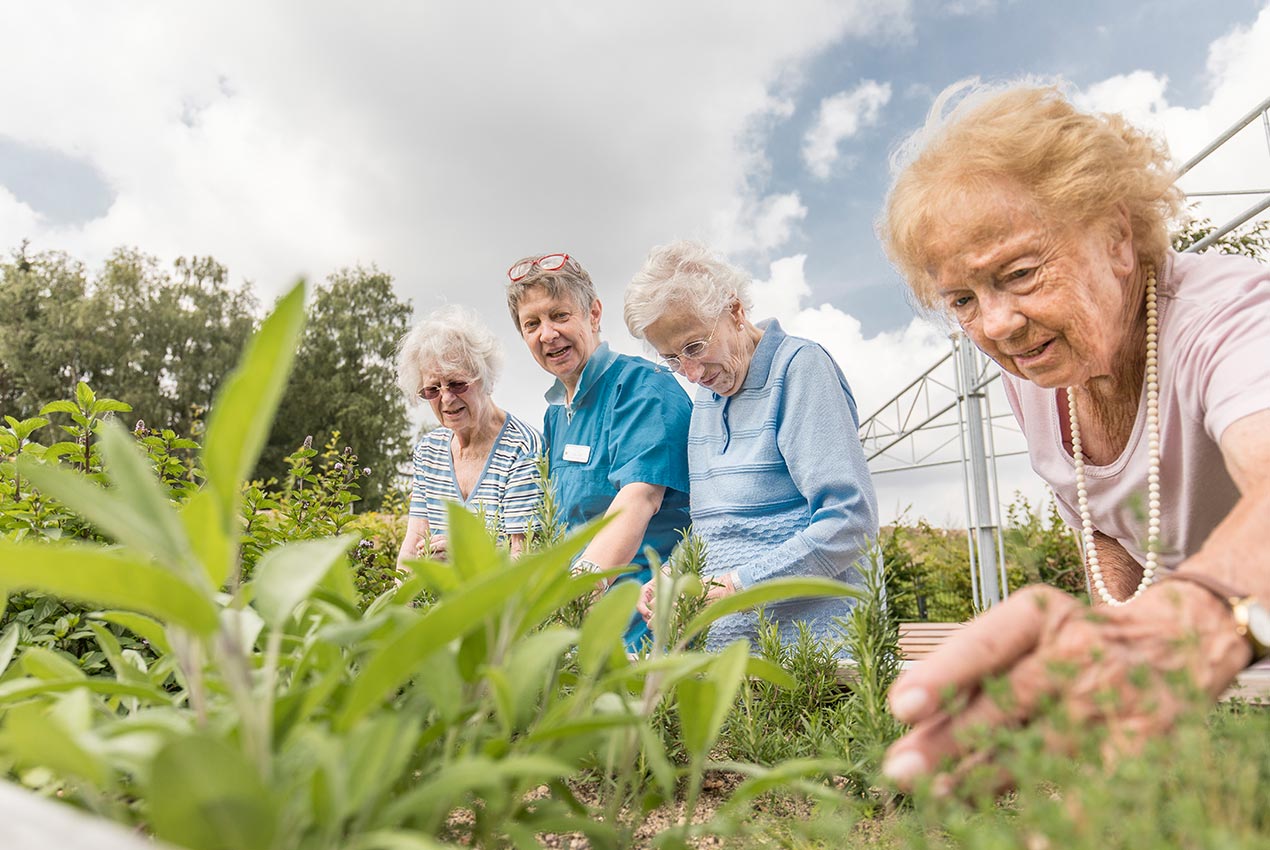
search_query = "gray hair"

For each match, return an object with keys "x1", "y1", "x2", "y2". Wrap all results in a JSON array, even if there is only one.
[
  {"x1": 624, "y1": 240, "x2": 752, "y2": 339},
  {"x1": 504, "y1": 254, "x2": 599, "y2": 330},
  {"x1": 396, "y1": 304, "x2": 503, "y2": 404}
]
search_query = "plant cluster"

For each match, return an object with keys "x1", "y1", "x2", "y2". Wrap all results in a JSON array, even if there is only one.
[{"x1": 0, "y1": 283, "x2": 885, "y2": 850}]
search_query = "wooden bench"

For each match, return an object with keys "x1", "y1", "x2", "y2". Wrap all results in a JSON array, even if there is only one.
[{"x1": 898, "y1": 621, "x2": 966, "y2": 661}]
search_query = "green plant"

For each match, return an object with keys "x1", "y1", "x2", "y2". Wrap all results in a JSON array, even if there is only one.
[{"x1": 0, "y1": 280, "x2": 860, "y2": 850}]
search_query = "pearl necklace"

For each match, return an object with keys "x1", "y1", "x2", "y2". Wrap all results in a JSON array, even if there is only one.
[{"x1": 1068, "y1": 267, "x2": 1160, "y2": 607}]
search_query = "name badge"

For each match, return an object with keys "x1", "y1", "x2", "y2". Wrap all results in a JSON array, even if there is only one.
[{"x1": 562, "y1": 444, "x2": 591, "y2": 463}]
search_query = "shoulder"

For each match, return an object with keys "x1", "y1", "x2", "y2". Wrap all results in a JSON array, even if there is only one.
[
  {"x1": 611, "y1": 352, "x2": 689, "y2": 398},
  {"x1": 1164, "y1": 251, "x2": 1270, "y2": 346},
  {"x1": 417, "y1": 427, "x2": 451, "y2": 452},
  {"x1": 503, "y1": 413, "x2": 544, "y2": 454}
]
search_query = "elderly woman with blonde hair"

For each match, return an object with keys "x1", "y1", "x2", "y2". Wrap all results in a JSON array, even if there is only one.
[
  {"x1": 623, "y1": 240, "x2": 879, "y2": 655},
  {"x1": 395, "y1": 304, "x2": 542, "y2": 565},
  {"x1": 877, "y1": 81, "x2": 1270, "y2": 790}
]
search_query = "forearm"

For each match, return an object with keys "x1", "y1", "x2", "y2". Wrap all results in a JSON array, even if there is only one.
[
  {"x1": 397, "y1": 515, "x2": 430, "y2": 570},
  {"x1": 578, "y1": 482, "x2": 664, "y2": 576}
]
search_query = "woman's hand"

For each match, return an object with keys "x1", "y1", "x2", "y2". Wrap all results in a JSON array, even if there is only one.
[
  {"x1": 882, "y1": 582, "x2": 1248, "y2": 793},
  {"x1": 416, "y1": 533, "x2": 448, "y2": 561},
  {"x1": 638, "y1": 569, "x2": 737, "y2": 624}
]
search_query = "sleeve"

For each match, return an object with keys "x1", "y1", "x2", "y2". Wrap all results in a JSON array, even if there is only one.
[
  {"x1": 1175, "y1": 263, "x2": 1270, "y2": 443},
  {"x1": 734, "y1": 346, "x2": 880, "y2": 589},
  {"x1": 498, "y1": 422, "x2": 544, "y2": 535},
  {"x1": 605, "y1": 365, "x2": 691, "y2": 495},
  {"x1": 407, "y1": 437, "x2": 431, "y2": 518}
]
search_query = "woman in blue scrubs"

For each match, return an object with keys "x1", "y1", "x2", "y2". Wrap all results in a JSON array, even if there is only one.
[{"x1": 506, "y1": 253, "x2": 692, "y2": 650}]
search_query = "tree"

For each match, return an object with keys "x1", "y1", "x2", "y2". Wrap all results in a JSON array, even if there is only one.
[
  {"x1": 0, "y1": 243, "x2": 100, "y2": 418},
  {"x1": 0, "y1": 243, "x2": 258, "y2": 438},
  {"x1": 261, "y1": 265, "x2": 412, "y2": 510}
]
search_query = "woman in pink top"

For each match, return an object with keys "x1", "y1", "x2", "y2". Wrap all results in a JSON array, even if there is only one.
[{"x1": 876, "y1": 80, "x2": 1270, "y2": 791}]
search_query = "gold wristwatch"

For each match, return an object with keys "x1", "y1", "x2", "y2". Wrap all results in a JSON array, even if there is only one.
[{"x1": 1162, "y1": 571, "x2": 1270, "y2": 664}]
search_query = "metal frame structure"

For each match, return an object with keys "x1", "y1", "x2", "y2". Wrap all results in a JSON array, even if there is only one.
[{"x1": 858, "y1": 93, "x2": 1270, "y2": 612}]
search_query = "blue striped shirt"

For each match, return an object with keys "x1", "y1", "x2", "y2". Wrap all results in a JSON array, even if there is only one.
[{"x1": 409, "y1": 412, "x2": 543, "y2": 536}]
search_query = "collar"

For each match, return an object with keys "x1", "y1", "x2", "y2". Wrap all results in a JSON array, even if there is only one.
[
  {"x1": 544, "y1": 341, "x2": 618, "y2": 407},
  {"x1": 735, "y1": 318, "x2": 783, "y2": 393}
]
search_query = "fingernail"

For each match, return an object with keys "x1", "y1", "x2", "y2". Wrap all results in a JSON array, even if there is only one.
[
  {"x1": 882, "y1": 749, "x2": 927, "y2": 784},
  {"x1": 890, "y1": 686, "x2": 930, "y2": 720}
]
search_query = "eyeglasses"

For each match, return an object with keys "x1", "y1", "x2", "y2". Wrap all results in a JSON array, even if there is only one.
[
  {"x1": 658, "y1": 320, "x2": 720, "y2": 374},
  {"x1": 508, "y1": 253, "x2": 570, "y2": 282},
  {"x1": 418, "y1": 380, "x2": 473, "y2": 400}
]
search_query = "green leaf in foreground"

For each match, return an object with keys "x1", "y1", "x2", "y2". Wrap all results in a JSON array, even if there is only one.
[
  {"x1": 252, "y1": 534, "x2": 358, "y2": 628},
  {"x1": 0, "y1": 542, "x2": 218, "y2": 636},
  {"x1": 203, "y1": 281, "x2": 307, "y2": 526}
]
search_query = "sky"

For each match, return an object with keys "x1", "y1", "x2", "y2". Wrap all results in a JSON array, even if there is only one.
[{"x1": 2, "y1": 0, "x2": 1268, "y2": 527}]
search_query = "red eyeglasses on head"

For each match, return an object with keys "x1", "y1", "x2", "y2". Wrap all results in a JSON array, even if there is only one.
[{"x1": 508, "y1": 253, "x2": 570, "y2": 282}]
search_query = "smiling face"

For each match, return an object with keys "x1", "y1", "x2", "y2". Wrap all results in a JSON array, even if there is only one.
[
  {"x1": 643, "y1": 301, "x2": 756, "y2": 397},
  {"x1": 421, "y1": 373, "x2": 490, "y2": 434},
  {"x1": 928, "y1": 183, "x2": 1139, "y2": 390},
  {"x1": 515, "y1": 285, "x2": 602, "y2": 393}
]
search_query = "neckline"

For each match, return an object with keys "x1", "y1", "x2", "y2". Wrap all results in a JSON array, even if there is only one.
[{"x1": 448, "y1": 413, "x2": 511, "y2": 502}]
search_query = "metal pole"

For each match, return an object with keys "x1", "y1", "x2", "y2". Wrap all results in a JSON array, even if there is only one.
[
  {"x1": 951, "y1": 336, "x2": 983, "y2": 612},
  {"x1": 957, "y1": 337, "x2": 1002, "y2": 607},
  {"x1": 1176, "y1": 95, "x2": 1270, "y2": 178}
]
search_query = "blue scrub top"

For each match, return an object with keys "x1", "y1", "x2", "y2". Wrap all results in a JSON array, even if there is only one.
[{"x1": 544, "y1": 343, "x2": 692, "y2": 648}]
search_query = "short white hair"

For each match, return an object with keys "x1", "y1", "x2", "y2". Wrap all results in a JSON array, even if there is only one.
[
  {"x1": 624, "y1": 240, "x2": 752, "y2": 339},
  {"x1": 396, "y1": 304, "x2": 503, "y2": 404}
]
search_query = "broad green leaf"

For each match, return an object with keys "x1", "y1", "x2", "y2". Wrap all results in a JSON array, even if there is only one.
[
  {"x1": 743, "y1": 655, "x2": 797, "y2": 689},
  {"x1": 0, "y1": 542, "x2": 219, "y2": 636},
  {"x1": 94, "y1": 399, "x2": 132, "y2": 414},
  {"x1": 675, "y1": 641, "x2": 748, "y2": 758},
  {"x1": 0, "y1": 676, "x2": 170, "y2": 706},
  {"x1": 0, "y1": 701, "x2": 109, "y2": 786},
  {"x1": 253, "y1": 535, "x2": 357, "y2": 628},
  {"x1": 75, "y1": 381, "x2": 95, "y2": 411},
  {"x1": 343, "y1": 712, "x2": 424, "y2": 815},
  {"x1": 39, "y1": 400, "x2": 79, "y2": 416},
  {"x1": 0, "y1": 625, "x2": 19, "y2": 676},
  {"x1": 338, "y1": 549, "x2": 562, "y2": 729},
  {"x1": 203, "y1": 281, "x2": 307, "y2": 525},
  {"x1": 444, "y1": 501, "x2": 502, "y2": 581},
  {"x1": 180, "y1": 487, "x2": 235, "y2": 587},
  {"x1": 220, "y1": 606, "x2": 264, "y2": 654},
  {"x1": 89, "y1": 611, "x2": 173, "y2": 655},
  {"x1": 680, "y1": 576, "x2": 863, "y2": 645},
  {"x1": 381, "y1": 755, "x2": 575, "y2": 830},
  {"x1": 577, "y1": 580, "x2": 640, "y2": 676},
  {"x1": 99, "y1": 421, "x2": 195, "y2": 568},
  {"x1": 490, "y1": 627, "x2": 578, "y2": 731},
  {"x1": 19, "y1": 455, "x2": 190, "y2": 568},
  {"x1": 86, "y1": 622, "x2": 141, "y2": 684},
  {"x1": 148, "y1": 733, "x2": 279, "y2": 850},
  {"x1": 21, "y1": 646, "x2": 86, "y2": 681}
]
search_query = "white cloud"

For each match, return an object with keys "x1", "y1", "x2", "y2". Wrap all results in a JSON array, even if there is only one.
[
  {"x1": 1078, "y1": 6, "x2": 1270, "y2": 232},
  {"x1": 0, "y1": 0, "x2": 912, "y2": 424},
  {"x1": 801, "y1": 80, "x2": 892, "y2": 179}
]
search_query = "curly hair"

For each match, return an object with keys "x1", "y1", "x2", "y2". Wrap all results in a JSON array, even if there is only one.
[
  {"x1": 879, "y1": 79, "x2": 1183, "y2": 311},
  {"x1": 396, "y1": 304, "x2": 503, "y2": 404},
  {"x1": 624, "y1": 240, "x2": 752, "y2": 339}
]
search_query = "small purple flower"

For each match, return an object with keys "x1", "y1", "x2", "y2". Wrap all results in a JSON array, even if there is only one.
[
  {"x1": 362, "y1": 467, "x2": 371, "y2": 476},
  {"x1": 303, "y1": 435, "x2": 314, "y2": 449},
  {"x1": 334, "y1": 462, "x2": 344, "y2": 471}
]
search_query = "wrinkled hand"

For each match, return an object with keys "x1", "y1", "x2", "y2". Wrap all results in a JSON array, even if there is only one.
[
  {"x1": 882, "y1": 583, "x2": 1249, "y2": 793},
  {"x1": 636, "y1": 565, "x2": 671, "y2": 624},
  {"x1": 638, "y1": 569, "x2": 737, "y2": 625},
  {"x1": 416, "y1": 534, "x2": 448, "y2": 561}
]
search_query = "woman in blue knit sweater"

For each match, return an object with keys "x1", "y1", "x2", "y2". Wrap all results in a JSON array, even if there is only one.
[{"x1": 624, "y1": 240, "x2": 880, "y2": 654}]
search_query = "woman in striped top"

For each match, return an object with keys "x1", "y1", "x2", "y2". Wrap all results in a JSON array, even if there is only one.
[{"x1": 395, "y1": 305, "x2": 543, "y2": 566}]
